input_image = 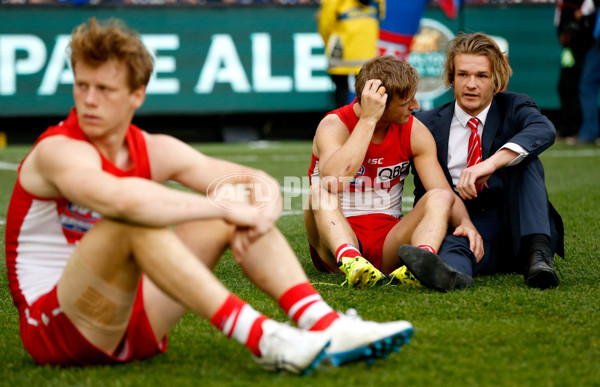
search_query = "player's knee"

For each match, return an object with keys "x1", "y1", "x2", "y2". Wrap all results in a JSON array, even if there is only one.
[
  {"x1": 175, "y1": 218, "x2": 234, "y2": 259},
  {"x1": 98, "y1": 219, "x2": 173, "y2": 248},
  {"x1": 92, "y1": 218, "x2": 149, "y2": 242},
  {"x1": 129, "y1": 223, "x2": 171, "y2": 239}
]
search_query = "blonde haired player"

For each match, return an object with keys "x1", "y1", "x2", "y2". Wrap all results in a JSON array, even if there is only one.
[{"x1": 5, "y1": 18, "x2": 413, "y2": 374}]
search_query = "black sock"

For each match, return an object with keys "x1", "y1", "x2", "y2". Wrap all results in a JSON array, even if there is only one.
[{"x1": 522, "y1": 234, "x2": 551, "y2": 256}]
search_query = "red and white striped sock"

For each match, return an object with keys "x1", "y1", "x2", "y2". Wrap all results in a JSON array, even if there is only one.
[
  {"x1": 335, "y1": 243, "x2": 361, "y2": 265},
  {"x1": 278, "y1": 282, "x2": 339, "y2": 331},
  {"x1": 210, "y1": 294, "x2": 268, "y2": 357},
  {"x1": 418, "y1": 244, "x2": 437, "y2": 254}
]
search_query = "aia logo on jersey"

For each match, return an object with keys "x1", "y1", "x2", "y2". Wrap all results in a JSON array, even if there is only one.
[
  {"x1": 350, "y1": 165, "x2": 366, "y2": 186},
  {"x1": 377, "y1": 161, "x2": 409, "y2": 182},
  {"x1": 59, "y1": 202, "x2": 102, "y2": 243}
]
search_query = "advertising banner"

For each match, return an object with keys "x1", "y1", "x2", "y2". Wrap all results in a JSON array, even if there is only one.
[{"x1": 0, "y1": 5, "x2": 560, "y2": 117}]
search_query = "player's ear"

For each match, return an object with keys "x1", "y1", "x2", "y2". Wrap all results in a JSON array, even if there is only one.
[{"x1": 131, "y1": 85, "x2": 146, "y2": 110}]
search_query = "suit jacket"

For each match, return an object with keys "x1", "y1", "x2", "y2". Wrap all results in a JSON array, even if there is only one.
[
  {"x1": 413, "y1": 91, "x2": 564, "y2": 259},
  {"x1": 414, "y1": 91, "x2": 556, "y2": 197}
]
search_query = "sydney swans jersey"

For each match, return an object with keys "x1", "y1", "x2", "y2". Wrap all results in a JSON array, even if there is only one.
[
  {"x1": 5, "y1": 108, "x2": 151, "y2": 310},
  {"x1": 309, "y1": 102, "x2": 413, "y2": 218}
]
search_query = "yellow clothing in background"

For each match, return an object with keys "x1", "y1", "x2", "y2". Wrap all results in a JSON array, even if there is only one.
[{"x1": 318, "y1": 0, "x2": 385, "y2": 76}]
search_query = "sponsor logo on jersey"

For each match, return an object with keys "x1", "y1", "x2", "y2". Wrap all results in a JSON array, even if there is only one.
[
  {"x1": 350, "y1": 165, "x2": 366, "y2": 186},
  {"x1": 377, "y1": 161, "x2": 409, "y2": 183},
  {"x1": 59, "y1": 202, "x2": 102, "y2": 242}
]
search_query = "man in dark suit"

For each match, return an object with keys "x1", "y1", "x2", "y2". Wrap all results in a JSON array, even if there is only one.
[{"x1": 413, "y1": 32, "x2": 564, "y2": 289}]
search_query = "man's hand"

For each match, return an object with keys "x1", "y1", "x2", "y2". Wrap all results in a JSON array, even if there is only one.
[
  {"x1": 457, "y1": 148, "x2": 519, "y2": 200},
  {"x1": 358, "y1": 79, "x2": 388, "y2": 124},
  {"x1": 208, "y1": 170, "x2": 282, "y2": 259},
  {"x1": 219, "y1": 201, "x2": 278, "y2": 260},
  {"x1": 229, "y1": 214, "x2": 277, "y2": 261},
  {"x1": 453, "y1": 224, "x2": 484, "y2": 262},
  {"x1": 456, "y1": 161, "x2": 494, "y2": 200}
]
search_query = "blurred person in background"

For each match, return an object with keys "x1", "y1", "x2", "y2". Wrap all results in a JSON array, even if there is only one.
[
  {"x1": 577, "y1": 1, "x2": 600, "y2": 144},
  {"x1": 377, "y1": 0, "x2": 427, "y2": 61},
  {"x1": 4, "y1": 17, "x2": 415, "y2": 374},
  {"x1": 318, "y1": 0, "x2": 385, "y2": 108},
  {"x1": 555, "y1": 0, "x2": 596, "y2": 142},
  {"x1": 414, "y1": 32, "x2": 564, "y2": 290}
]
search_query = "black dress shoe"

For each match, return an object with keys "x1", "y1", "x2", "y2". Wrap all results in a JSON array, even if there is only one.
[
  {"x1": 525, "y1": 251, "x2": 559, "y2": 289},
  {"x1": 398, "y1": 245, "x2": 474, "y2": 292}
]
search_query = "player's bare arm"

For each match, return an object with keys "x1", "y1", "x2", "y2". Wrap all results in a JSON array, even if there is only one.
[
  {"x1": 410, "y1": 118, "x2": 484, "y2": 260},
  {"x1": 146, "y1": 133, "x2": 281, "y2": 214},
  {"x1": 21, "y1": 135, "x2": 261, "y2": 229},
  {"x1": 144, "y1": 133, "x2": 283, "y2": 256},
  {"x1": 313, "y1": 115, "x2": 354, "y2": 192},
  {"x1": 315, "y1": 79, "x2": 387, "y2": 192}
]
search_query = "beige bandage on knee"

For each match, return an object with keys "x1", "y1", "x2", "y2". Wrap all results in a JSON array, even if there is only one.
[{"x1": 58, "y1": 257, "x2": 138, "y2": 342}]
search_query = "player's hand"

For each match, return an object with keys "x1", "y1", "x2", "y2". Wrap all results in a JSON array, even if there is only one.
[
  {"x1": 453, "y1": 224, "x2": 484, "y2": 262},
  {"x1": 456, "y1": 161, "x2": 493, "y2": 200},
  {"x1": 231, "y1": 227, "x2": 253, "y2": 260},
  {"x1": 222, "y1": 201, "x2": 279, "y2": 259},
  {"x1": 221, "y1": 203, "x2": 274, "y2": 259},
  {"x1": 230, "y1": 219, "x2": 275, "y2": 260},
  {"x1": 358, "y1": 79, "x2": 387, "y2": 124},
  {"x1": 218, "y1": 200, "x2": 262, "y2": 227}
]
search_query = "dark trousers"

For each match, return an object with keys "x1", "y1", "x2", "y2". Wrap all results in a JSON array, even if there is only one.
[
  {"x1": 578, "y1": 42, "x2": 600, "y2": 142},
  {"x1": 558, "y1": 64, "x2": 584, "y2": 138},
  {"x1": 330, "y1": 74, "x2": 350, "y2": 108},
  {"x1": 438, "y1": 158, "x2": 564, "y2": 277}
]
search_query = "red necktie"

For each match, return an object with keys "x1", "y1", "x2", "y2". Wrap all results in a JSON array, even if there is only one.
[{"x1": 467, "y1": 117, "x2": 486, "y2": 192}]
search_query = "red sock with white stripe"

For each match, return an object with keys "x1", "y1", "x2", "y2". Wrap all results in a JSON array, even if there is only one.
[
  {"x1": 335, "y1": 243, "x2": 361, "y2": 265},
  {"x1": 210, "y1": 294, "x2": 268, "y2": 357},
  {"x1": 418, "y1": 244, "x2": 437, "y2": 254},
  {"x1": 278, "y1": 282, "x2": 339, "y2": 331}
]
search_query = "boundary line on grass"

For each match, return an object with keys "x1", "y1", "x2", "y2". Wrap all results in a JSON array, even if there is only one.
[{"x1": 0, "y1": 161, "x2": 19, "y2": 171}]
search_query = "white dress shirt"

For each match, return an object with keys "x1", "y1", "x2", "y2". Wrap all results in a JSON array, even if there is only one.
[{"x1": 448, "y1": 102, "x2": 528, "y2": 186}]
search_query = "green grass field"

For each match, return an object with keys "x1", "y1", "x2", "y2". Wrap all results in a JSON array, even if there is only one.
[{"x1": 1, "y1": 140, "x2": 599, "y2": 386}]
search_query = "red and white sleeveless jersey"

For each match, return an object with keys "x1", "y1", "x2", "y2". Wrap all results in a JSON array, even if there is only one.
[
  {"x1": 5, "y1": 108, "x2": 151, "y2": 310},
  {"x1": 308, "y1": 101, "x2": 413, "y2": 218}
]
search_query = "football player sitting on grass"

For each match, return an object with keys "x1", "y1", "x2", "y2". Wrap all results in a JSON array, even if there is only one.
[{"x1": 4, "y1": 17, "x2": 414, "y2": 375}]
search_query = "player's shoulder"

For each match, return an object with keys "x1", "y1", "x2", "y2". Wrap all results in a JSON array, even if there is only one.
[
  {"x1": 315, "y1": 112, "x2": 348, "y2": 138},
  {"x1": 143, "y1": 131, "x2": 195, "y2": 157},
  {"x1": 19, "y1": 134, "x2": 101, "y2": 197},
  {"x1": 33, "y1": 134, "x2": 97, "y2": 163},
  {"x1": 142, "y1": 130, "x2": 174, "y2": 145},
  {"x1": 320, "y1": 111, "x2": 345, "y2": 127},
  {"x1": 407, "y1": 116, "x2": 430, "y2": 140}
]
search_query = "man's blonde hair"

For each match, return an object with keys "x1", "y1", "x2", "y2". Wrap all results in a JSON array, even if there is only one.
[
  {"x1": 355, "y1": 56, "x2": 420, "y2": 104},
  {"x1": 69, "y1": 17, "x2": 153, "y2": 91}
]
